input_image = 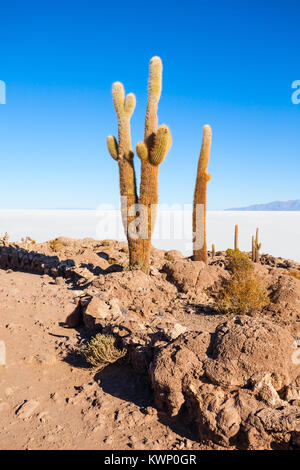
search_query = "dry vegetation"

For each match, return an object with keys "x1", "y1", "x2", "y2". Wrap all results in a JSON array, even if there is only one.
[
  {"x1": 82, "y1": 333, "x2": 127, "y2": 370},
  {"x1": 214, "y1": 249, "x2": 270, "y2": 315}
]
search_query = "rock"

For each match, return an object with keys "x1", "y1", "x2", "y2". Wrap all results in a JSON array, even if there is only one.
[
  {"x1": 82, "y1": 296, "x2": 114, "y2": 328},
  {"x1": 55, "y1": 237, "x2": 75, "y2": 247},
  {"x1": 162, "y1": 259, "x2": 216, "y2": 293},
  {"x1": 283, "y1": 381, "x2": 300, "y2": 402},
  {"x1": 266, "y1": 275, "x2": 300, "y2": 321},
  {"x1": 16, "y1": 400, "x2": 39, "y2": 419},
  {"x1": 150, "y1": 331, "x2": 211, "y2": 416},
  {"x1": 164, "y1": 250, "x2": 184, "y2": 260},
  {"x1": 150, "y1": 317, "x2": 300, "y2": 449},
  {"x1": 251, "y1": 374, "x2": 283, "y2": 407},
  {"x1": 161, "y1": 322, "x2": 188, "y2": 341},
  {"x1": 65, "y1": 303, "x2": 82, "y2": 328},
  {"x1": 255, "y1": 405, "x2": 300, "y2": 434},
  {"x1": 55, "y1": 277, "x2": 64, "y2": 285},
  {"x1": 204, "y1": 316, "x2": 299, "y2": 390}
]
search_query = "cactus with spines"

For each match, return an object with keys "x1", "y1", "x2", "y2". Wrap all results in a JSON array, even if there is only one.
[
  {"x1": 193, "y1": 125, "x2": 212, "y2": 264},
  {"x1": 135, "y1": 56, "x2": 172, "y2": 271},
  {"x1": 234, "y1": 224, "x2": 239, "y2": 250},
  {"x1": 107, "y1": 57, "x2": 172, "y2": 273}
]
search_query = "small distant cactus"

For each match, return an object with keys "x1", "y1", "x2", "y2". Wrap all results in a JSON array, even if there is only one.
[
  {"x1": 193, "y1": 125, "x2": 212, "y2": 264},
  {"x1": 212, "y1": 243, "x2": 216, "y2": 258},
  {"x1": 234, "y1": 224, "x2": 239, "y2": 250},
  {"x1": 252, "y1": 228, "x2": 262, "y2": 262}
]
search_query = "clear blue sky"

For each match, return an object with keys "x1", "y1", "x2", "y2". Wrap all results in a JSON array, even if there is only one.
[{"x1": 0, "y1": 0, "x2": 299, "y2": 210}]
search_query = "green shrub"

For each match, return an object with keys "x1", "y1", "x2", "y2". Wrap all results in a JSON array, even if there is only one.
[{"x1": 82, "y1": 334, "x2": 127, "y2": 369}]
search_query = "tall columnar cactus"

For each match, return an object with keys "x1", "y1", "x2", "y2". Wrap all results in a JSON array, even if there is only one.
[
  {"x1": 107, "y1": 82, "x2": 140, "y2": 265},
  {"x1": 193, "y1": 125, "x2": 212, "y2": 264},
  {"x1": 234, "y1": 224, "x2": 239, "y2": 250},
  {"x1": 107, "y1": 57, "x2": 172, "y2": 273},
  {"x1": 136, "y1": 57, "x2": 172, "y2": 270}
]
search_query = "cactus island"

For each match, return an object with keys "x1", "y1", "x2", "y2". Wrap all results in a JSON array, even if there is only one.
[
  {"x1": 0, "y1": 20, "x2": 299, "y2": 455},
  {"x1": 0, "y1": 55, "x2": 300, "y2": 452}
]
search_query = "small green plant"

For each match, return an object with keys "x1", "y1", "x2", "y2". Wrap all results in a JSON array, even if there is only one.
[
  {"x1": 214, "y1": 249, "x2": 269, "y2": 315},
  {"x1": 82, "y1": 334, "x2": 127, "y2": 370},
  {"x1": 49, "y1": 238, "x2": 63, "y2": 252}
]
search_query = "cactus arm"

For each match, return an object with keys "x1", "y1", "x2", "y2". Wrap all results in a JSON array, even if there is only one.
[
  {"x1": 149, "y1": 124, "x2": 172, "y2": 166},
  {"x1": 136, "y1": 141, "x2": 149, "y2": 161},
  {"x1": 107, "y1": 135, "x2": 119, "y2": 161},
  {"x1": 144, "y1": 56, "x2": 162, "y2": 142}
]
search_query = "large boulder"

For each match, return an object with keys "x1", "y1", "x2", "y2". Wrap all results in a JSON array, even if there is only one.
[
  {"x1": 149, "y1": 331, "x2": 212, "y2": 416},
  {"x1": 149, "y1": 316, "x2": 300, "y2": 449},
  {"x1": 266, "y1": 274, "x2": 300, "y2": 321},
  {"x1": 92, "y1": 270, "x2": 177, "y2": 316},
  {"x1": 204, "y1": 316, "x2": 299, "y2": 390},
  {"x1": 162, "y1": 259, "x2": 219, "y2": 293}
]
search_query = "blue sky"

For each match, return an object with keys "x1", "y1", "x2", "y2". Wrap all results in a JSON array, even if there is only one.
[{"x1": 0, "y1": 0, "x2": 299, "y2": 210}]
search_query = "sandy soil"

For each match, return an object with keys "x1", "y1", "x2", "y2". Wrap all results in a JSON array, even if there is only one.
[{"x1": 0, "y1": 269, "x2": 217, "y2": 450}]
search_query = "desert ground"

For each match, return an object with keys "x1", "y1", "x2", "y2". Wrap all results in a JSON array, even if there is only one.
[{"x1": 0, "y1": 236, "x2": 299, "y2": 450}]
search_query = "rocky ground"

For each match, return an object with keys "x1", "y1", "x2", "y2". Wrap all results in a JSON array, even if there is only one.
[{"x1": 0, "y1": 236, "x2": 299, "y2": 450}]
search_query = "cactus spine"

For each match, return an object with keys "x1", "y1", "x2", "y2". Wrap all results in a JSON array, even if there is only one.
[
  {"x1": 234, "y1": 224, "x2": 239, "y2": 250},
  {"x1": 193, "y1": 125, "x2": 212, "y2": 264},
  {"x1": 107, "y1": 57, "x2": 171, "y2": 273}
]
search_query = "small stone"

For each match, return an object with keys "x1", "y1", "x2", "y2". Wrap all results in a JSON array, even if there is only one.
[{"x1": 16, "y1": 400, "x2": 39, "y2": 419}]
